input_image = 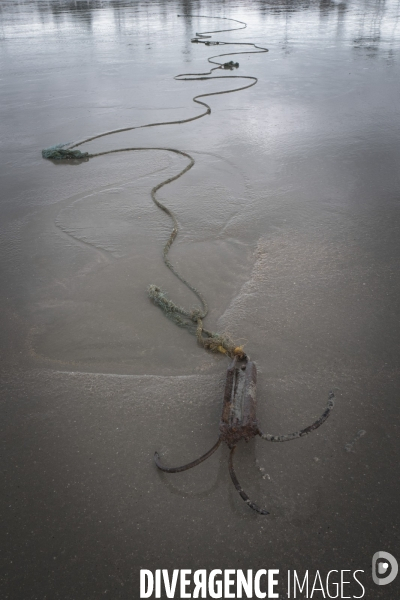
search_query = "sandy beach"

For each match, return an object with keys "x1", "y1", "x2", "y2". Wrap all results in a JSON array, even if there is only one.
[{"x1": 1, "y1": 1, "x2": 399, "y2": 598}]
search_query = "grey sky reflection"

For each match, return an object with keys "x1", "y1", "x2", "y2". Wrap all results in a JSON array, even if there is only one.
[{"x1": 1, "y1": 0, "x2": 399, "y2": 61}]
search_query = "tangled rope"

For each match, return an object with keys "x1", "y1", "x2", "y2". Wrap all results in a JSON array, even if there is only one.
[{"x1": 42, "y1": 15, "x2": 268, "y2": 360}]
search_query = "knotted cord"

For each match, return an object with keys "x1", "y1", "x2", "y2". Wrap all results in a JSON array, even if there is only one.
[{"x1": 42, "y1": 15, "x2": 268, "y2": 359}]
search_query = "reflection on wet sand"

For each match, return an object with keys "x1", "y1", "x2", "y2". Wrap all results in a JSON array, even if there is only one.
[
  {"x1": 1, "y1": 1, "x2": 400, "y2": 598},
  {"x1": 1, "y1": 0, "x2": 399, "y2": 60}
]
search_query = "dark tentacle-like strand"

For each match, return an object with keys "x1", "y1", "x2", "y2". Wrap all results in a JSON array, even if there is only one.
[
  {"x1": 228, "y1": 446, "x2": 269, "y2": 515},
  {"x1": 258, "y1": 393, "x2": 335, "y2": 442},
  {"x1": 154, "y1": 439, "x2": 221, "y2": 473}
]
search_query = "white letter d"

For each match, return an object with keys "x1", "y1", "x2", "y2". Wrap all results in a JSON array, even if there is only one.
[{"x1": 140, "y1": 570, "x2": 154, "y2": 598}]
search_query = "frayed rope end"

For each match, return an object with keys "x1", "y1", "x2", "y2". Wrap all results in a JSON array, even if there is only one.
[{"x1": 42, "y1": 144, "x2": 89, "y2": 160}]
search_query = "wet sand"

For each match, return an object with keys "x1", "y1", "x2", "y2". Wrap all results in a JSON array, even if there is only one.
[{"x1": 1, "y1": 1, "x2": 400, "y2": 598}]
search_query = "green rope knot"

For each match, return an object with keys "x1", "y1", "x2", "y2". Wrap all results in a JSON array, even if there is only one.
[
  {"x1": 190, "y1": 308, "x2": 204, "y2": 322},
  {"x1": 42, "y1": 144, "x2": 89, "y2": 160},
  {"x1": 148, "y1": 285, "x2": 189, "y2": 318},
  {"x1": 148, "y1": 284, "x2": 247, "y2": 360},
  {"x1": 222, "y1": 61, "x2": 239, "y2": 70}
]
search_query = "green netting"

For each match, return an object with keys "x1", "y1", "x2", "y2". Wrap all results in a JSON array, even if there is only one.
[{"x1": 42, "y1": 144, "x2": 89, "y2": 160}]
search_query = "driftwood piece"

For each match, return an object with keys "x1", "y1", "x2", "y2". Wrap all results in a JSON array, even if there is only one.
[{"x1": 220, "y1": 359, "x2": 258, "y2": 446}]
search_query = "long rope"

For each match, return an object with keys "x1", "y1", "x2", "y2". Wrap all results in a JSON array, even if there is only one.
[{"x1": 42, "y1": 15, "x2": 268, "y2": 359}]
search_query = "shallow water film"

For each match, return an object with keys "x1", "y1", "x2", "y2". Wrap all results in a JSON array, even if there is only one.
[{"x1": 1, "y1": 0, "x2": 400, "y2": 598}]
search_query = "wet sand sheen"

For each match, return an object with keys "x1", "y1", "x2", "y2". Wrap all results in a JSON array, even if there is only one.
[{"x1": 1, "y1": 1, "x2": 400, "y2": 598}]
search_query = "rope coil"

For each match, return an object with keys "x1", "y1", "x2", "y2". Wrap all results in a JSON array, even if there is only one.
[{"x1": 41, "y1": 16, "x2": 268, "y2": 359}]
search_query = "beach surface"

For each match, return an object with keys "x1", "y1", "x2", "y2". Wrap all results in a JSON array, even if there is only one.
[{"x1": 1, "y1": 1, "x2": 400, "y2": 597}]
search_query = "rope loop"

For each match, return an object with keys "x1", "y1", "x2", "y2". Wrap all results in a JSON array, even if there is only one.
[
  {"x1": 190, "y1": 308, "x2": 204, "y2": 322},
  {"x1": 41, "y1": 15, "x2": 266, "y2": 362}
]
